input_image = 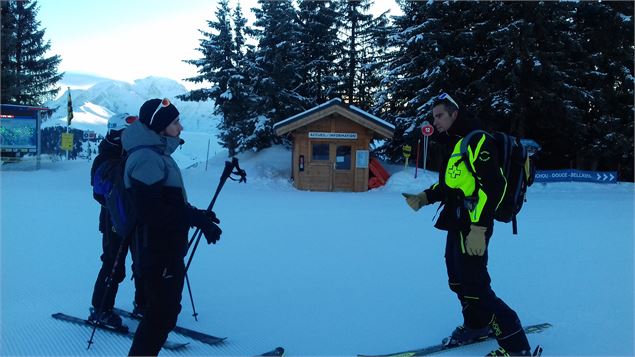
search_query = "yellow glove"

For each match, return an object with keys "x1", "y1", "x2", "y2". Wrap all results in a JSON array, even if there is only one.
[
  {"x1": 402, "y1": 192, "x2": 428, "y2": 211},
  {"x1": 465, "y1": 225, "x2": 487, "y2": 256}
]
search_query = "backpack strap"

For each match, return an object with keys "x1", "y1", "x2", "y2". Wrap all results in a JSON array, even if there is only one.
[{"x1": 458, "y1": 130, "x2": 490, "y2": 174}]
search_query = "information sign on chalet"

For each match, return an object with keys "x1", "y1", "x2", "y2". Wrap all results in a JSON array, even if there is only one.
[{"x1": 273, "y1": 98, "x2": 394, "y2": 192}]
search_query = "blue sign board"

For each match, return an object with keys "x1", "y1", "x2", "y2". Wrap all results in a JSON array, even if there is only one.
[{"x1": 534, "y1": 169, "x2": 617, "y2": 184}]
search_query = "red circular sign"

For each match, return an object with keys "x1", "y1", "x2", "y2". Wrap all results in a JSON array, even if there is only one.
[{"x1": 421, "y1": 124, "x2": 434, "y2": 137}]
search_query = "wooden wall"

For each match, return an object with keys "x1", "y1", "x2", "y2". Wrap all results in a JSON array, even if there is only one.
[{"x1": 291, "y1": 113, "x2": 373, "y2": 192}]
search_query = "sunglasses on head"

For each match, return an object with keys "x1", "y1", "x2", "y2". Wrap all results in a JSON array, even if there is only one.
[
  {"x1": 149, "y1": 98, "x2": 171, "y2": 126},
  {"x1": 437, "y1": 92, "x2": 459, "y2": 109}
]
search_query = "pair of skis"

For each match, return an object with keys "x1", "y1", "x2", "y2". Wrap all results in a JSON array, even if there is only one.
[
  {"x1": 52, "y1": 312, "x2": 189, "y2": 350},
  {"x1": 357, "y1": 323, "x2": 551, "y2": 357},
  {"x1": 52, "y1": 309, "x2": 284, "y2": 356}
]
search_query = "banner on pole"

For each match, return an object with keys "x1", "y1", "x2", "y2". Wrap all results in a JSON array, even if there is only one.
[{"x1": 67, "y1": 88, "x2": 74, "y2": 126}]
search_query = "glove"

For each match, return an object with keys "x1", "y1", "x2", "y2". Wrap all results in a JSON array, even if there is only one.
[
  {"x1": 465, "y1": 225, "x2": 487, "y2": 256},
  {"x1": 402, "y1": 191, "x2": 429, "y2": 211},
  {"x1": 188, "y1": 208, "x2": 222, "y2": 244}
]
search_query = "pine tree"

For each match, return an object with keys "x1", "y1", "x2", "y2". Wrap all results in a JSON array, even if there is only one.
[
  {"x1": 574, "y1": 1, "x2": 634, "y2": 179},
  {"x1": 377, "y1": 1, "x2": 633, "y2": 180},
  {"x1": 232, "y1": 2, "x2": 250, "y2": 58},
  {"x1": 296, "y1": 0, "x2": 341, "y2": 104},
  {"x1": 180, "y1": 0, "x2": 251, "y2": 156},
  {"x1": 375, "y1": 1, "x2": 483, "y2": 162},
  {"x1": 481, "y1": 3, "x2": 585, "y2": 154},
  {"x1": 337, "y1": 0, "x2": 390, "y2": 108},
  {"x1": 355, "y1": 10, "x2": 392, "y2": 111},
  {"x1": 371, "y1": 0, "x2": 429, "y2": 160},
  {"x1": 1, "y1": 0, "x2": 62, "y2": 105},
  {"x1": 220, "y1": 2, "x2": 264, "y2": 156},
  {"x1": 246, "y1": 0, "x2": 311, "y2": 151},
  {"x1": 180, "y1": 0, "x2": 235, "y2": 103}
]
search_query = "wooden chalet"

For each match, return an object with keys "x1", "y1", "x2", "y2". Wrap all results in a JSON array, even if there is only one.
[{"x1": 273, "y1": 98, "x2": 394, "y2": 192}]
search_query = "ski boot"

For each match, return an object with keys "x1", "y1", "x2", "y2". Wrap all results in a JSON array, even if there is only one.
[
  {"x1": 486, "y1": 345, "x2": 543, "y2": 356},
  {"x1": 88, "y1": 307, "x2": 128, "y2": 332},
  {"x1": 442, "y1": 324, "x2": 491, "y2": 347}
]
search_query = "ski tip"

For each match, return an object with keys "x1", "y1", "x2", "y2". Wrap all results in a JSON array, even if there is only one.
[
  {"x1": 257, "y1": 346, "x2": 285, "y2": 357},
  {"x1": 358, "y1": 353, "x2": 416, "y2": 357},
  {"x1": 532, "y1": 345, "x2": 543, "y2": 356}
]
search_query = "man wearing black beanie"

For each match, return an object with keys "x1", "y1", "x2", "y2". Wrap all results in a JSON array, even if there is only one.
[
  {"x1": 138, "y1": 98, "x2": 181, "y2": 134},
  {"x1": 122, "y1": 98, "x2": 223, "y2": 356}
]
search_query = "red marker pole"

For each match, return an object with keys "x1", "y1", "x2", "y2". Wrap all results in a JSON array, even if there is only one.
[
  {"x1": 420, "y1": 121, "x2": 435, "y2": 176},
  {"x1": 415, "y1": 137, "x2": 421, "y2": 178}
]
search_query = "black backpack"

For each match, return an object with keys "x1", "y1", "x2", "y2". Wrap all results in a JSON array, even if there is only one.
[
  {"x1": 460, "y1": 130, "x2": 536, "y2": 234},
  {"x1": 92, "y1": 146, "x2": 165, "y2": 237}
]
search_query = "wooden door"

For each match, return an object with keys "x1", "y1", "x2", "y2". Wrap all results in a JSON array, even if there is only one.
[
  {"x1": 307, "y1": 141, "x2": 332, "y2": 191},
  {"x1": 331, "y1": 143, "x2": 354, "y2": 191}
]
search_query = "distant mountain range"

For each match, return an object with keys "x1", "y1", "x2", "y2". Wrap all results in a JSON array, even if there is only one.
[{"x1": 44, "y1": 72, "x2": 218, "y2": 136}]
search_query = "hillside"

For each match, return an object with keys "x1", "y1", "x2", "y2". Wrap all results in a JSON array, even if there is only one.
[{"x1": 44, "y1": 73, "x2": 219, "y2": 136}]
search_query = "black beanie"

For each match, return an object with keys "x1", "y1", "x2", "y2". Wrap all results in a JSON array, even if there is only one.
[{"x1": 138, "y1": 98, "x2": 180, "y2": 133}]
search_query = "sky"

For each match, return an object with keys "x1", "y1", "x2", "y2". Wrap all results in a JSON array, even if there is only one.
[
  {"x1": 1, "y1": 141, "x2": 633, "y2": 356},
  {"x1": 37, "y1": 0, "x2": 402, "y2": 89}
]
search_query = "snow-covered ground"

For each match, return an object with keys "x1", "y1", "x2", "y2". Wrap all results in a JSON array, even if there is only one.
[{"x1": 1, "y1": 143, "x2": 633, "y2": 356}]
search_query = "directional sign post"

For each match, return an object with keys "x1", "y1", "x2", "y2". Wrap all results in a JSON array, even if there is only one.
[
  {"x1": 533, "y1": 169, "x2": 618, "y2": 184},
  {"x1": 403, "y1": 144, "x2": 412, "y2": 169}
]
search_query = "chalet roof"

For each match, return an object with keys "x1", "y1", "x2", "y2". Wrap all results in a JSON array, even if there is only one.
[{"x1": 273, "y1": 98, "x2": 394, "y2": 139}]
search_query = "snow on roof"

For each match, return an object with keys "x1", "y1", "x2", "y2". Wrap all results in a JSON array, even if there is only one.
[{"x1": 273, "y1": 98, "x2": 395, "y2": 134}]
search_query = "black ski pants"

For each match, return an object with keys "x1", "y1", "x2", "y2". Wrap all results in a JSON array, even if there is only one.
[
  {"x1": 445, "y1": 227, "x2": 530, "y2": 352},
  {"x1": 91, "y1": 228, "x2": 127, "y2": 312},
  {"x1": 91, "y1": 228, "x2": 144, "y2": 313},
  {"x1": 128, "y1": 257, "x2": 184, "y2": 356}
]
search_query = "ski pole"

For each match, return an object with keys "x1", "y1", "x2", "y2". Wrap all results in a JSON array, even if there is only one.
[
  {"x1": 183, "y1": 158, "x2": 246, "y2": 320},
  {"x1": 185, "y1": 158, "x2": 246, "y2": 273},
  {"x1": 184, "y1": 273, "x2": 199, "y2": 321},
  {"x1": 87, "y1": 230, "x2": 130, "y2": 350}
]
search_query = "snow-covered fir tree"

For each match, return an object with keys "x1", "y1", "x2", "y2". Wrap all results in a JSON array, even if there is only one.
[
  {"x1": 376, "y1": 0, "x2": 633, "y2": 180},
  {"x1": 1, "y1": 0, "x2": 62, "y2": 105},
  {"x1": 232, "y1": 1, "x2": 250, "y2": 58},
  {"x1": 337, "y1": 0, "x2": 390, "y2": 109},
  {"x1": 296, "y1": 0, "x2": 341, "y2": 104},
  {"x1": 245, "y1": 0, "x2": 312, "y2": 151},
  {"x1": 573, "y1": 1, "x2": 633, "y2": 178},
  {"x1": 177, "y1": 0, "x2": 632, "y2": 180},
  {"x1": 180, "y1": 0, "x2": 257, "y2": 156},
  {"x1": 180, "y1": 0, "x2": 235, "y2": 103},
  {"x1": 375, "y1": 1, "x2": 480, "y2": 161}
]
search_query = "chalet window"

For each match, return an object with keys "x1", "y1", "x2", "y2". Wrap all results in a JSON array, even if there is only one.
[
  {"x1": 335, "y1": 145, "x2": 351, "y2": 170},
  {"x1": 312, "y1": 143, "x2": 329, "y2": 161}
]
